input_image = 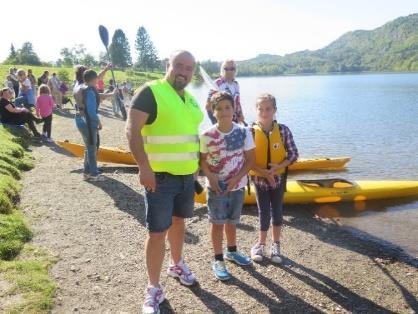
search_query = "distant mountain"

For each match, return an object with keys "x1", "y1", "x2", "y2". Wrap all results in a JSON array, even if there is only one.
[{"x1": 237, "y1": 13, "x2": 418, "y2": 76}]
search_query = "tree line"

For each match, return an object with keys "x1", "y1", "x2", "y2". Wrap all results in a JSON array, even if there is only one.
[{"x1": 3, "y1": 26, "x2": 160, "y2": 71}]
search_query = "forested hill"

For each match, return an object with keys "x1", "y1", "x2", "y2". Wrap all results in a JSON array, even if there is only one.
[{"x1": 237, "y1": 13, "x2": 418, "y2": 76}]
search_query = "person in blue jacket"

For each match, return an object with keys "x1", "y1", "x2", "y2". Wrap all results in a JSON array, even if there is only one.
[{"x1": 74, "y1": 70, "x2": 105, "y2": 182}]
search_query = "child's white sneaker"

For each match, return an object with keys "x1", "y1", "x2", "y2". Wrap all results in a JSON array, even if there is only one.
[
  {"x1": 271, "y1": 241, "x2": 282, "y2": 264},
  {"x1": 251, "y1": 243, "x2": 265, "y2": 262}
]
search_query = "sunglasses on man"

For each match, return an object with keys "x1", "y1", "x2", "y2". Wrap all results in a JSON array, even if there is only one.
[{"x1": 224, "y1": 67, "x2": 236, "y2": 71}]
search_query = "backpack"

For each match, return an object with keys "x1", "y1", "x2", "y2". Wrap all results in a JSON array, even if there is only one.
[{"x1": 73, "y1": 83, "x2": 100, "y2": 117}]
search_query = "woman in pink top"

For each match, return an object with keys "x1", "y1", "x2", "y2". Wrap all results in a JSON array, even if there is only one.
[{"x1": 35, "y1": 84, "x2": 56, "y2": 142}]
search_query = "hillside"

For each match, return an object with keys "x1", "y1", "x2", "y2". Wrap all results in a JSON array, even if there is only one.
[{"x1": 237, "y1": 13, "x2": 418, "y2": 76}]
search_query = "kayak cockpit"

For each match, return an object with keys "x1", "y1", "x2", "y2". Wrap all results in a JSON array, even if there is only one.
[{"x1": 298, "y1": 178, "x2": 356, "y2": 189}]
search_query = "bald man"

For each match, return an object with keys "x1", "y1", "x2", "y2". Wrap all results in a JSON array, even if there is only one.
[{"x1": 126, "y1": 51, "x2": 203, "y2": 314}]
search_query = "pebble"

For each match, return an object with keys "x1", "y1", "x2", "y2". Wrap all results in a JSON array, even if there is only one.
[{"x1": 92, "y1": 285, "x2": 101, "y2": 295}]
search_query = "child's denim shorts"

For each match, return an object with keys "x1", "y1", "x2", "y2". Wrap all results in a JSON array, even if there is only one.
[{"x1": 207, "y1": 188, "x2": 244, "y2": 225}]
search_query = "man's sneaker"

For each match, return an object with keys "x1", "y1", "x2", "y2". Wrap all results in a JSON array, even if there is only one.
[
  {"x1": 88, "y1": 174, "x2": 106, "y2": 182},
  {"x1": 167, "y1": 259, "x2": 196, "y2": 286},
  {"x1": 212, "y1": 260, "x2": 231, "y2": 281},
  {"x1": 224, "y1": 250, "x2": 252, "y2": 266},
  {"x1": 251, "y1": 243, "x2": 265, "y2": 262},
  {"x1": 271, "y1": 241, "x2": 282, "y2": 264},
  {"x1": 83, "y1": 174, "x2": 90, "y2": 181},
  {"x1": 142, "y1": 285, "x2": 165, "y2": 314}
]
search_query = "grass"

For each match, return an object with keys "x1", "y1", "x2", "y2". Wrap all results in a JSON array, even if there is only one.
[
  {"x1": 0, "y1": 211, "x2": 32, "y2": 259},
  {"x1": 0, "y1": 246, "x2": 57, "y2": 313},
  {"x1": 0, "y1": 126, "x2": 56, "y2": 312}
]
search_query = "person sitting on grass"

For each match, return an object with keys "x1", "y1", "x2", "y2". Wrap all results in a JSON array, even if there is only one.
[
  {"x1": 0, "y1": 87, "x2": 42, "y2": 137},
  {"x1": 74, "y1": 70, "x2": 105, "y2": 182},
  {"x1": 200, "y1": 91, "x2": 255, "y2": 281}
]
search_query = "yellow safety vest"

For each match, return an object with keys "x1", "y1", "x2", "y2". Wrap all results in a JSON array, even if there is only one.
[
  {"x1": 249, "y1": 122, "x2": 287, "y2": 177},
  {"x1": 141, "y1": 79, "x2": 203, "y2": 175}
]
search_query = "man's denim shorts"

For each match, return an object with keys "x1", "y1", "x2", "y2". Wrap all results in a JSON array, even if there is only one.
[
  {"x1": 145, "y1": 173, "x2": 195, "y2": 232},
  {"x1": 207, "y1": 188, "x2": 244, "y2": 225}
]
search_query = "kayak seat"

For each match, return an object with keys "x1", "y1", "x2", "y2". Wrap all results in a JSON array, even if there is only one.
[{"x1": 298, "y1": 178, "x2": 354, "y2": 189}]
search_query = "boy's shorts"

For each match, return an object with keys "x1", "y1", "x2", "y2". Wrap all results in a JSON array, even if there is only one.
[
  {"x1": 145, "y1": 172, "x2": 195, "y2": 232},
  {"x1": 207, "y1": 188, "x2": 244, "y2": 225}
]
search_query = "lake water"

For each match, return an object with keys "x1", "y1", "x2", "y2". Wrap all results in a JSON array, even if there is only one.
[{"x1": 188, "y1": 73, "x2": 418, "y2": 259}]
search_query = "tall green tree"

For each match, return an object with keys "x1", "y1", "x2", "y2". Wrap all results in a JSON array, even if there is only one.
[
  {"x1": 18, "y1": 42, "x2": 41, "y2": 65},
  {"x1": 109, "y1": 29, "x2": 132, "y2": 68},
  {"x1": 135, "y1": 26, "x2": 159, "y2": 71},
  {"x1": 7, "y1": 42, "x2": 41, "y2": 65},
  {"x1": 4, "y1": 44, "x2": 17, "y2": 64}
]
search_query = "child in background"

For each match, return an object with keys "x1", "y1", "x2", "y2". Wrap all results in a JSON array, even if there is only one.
[
  {"x1": 35, "y1": 84, "x2": 56, "y2": 142},
  {"x1": 74, "y1": 69, "x2": 104, "y2": 181},
  {"x1": 249, "y1": 94, "x2": 298, "y2": 263},
  {"x1": 200, "y1": 91, "x2": 255, "y2": 281}
]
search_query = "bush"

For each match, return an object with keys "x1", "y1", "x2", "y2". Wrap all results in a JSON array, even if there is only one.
[{"x1": 57, "y1": 69, "x2": 70, "y2": 83}]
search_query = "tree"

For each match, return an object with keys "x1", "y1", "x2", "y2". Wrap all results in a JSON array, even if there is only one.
[
  {"x1": 16, "y1": 42, "x2": 41, "y2": 65},
  {"x1": 4, "y1": 44, "x2": 17, "y2": 64},
  {"x1": 80, "y1": 54, "x2": 98, "y2": 67},
  {"x1": 4, "y1": 42, "x2": 41, "y2": 65},
  {"x1": 60, "y1": 47, "x2": 75, "y2": 66},
  {"x1": 135, "y1": 26, "x2": 159, "y2": 71},
  {"x1": 59, "y1": 44, "x2": 97, "y2": 66},
  {"x1": 109, "y1": 29, "x2": 132, "y2": 68}
]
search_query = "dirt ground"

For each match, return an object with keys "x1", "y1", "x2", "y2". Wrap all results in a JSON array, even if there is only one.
[{"x1": 19, "y1": 103, "x2": 417, "y2": 313}]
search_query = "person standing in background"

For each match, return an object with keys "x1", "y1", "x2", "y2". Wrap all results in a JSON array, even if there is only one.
[
  {"x1": 49, "y1": 73, "x2": 62, "y2": 108},
  {"x1": 206, "y1": 60, "x2": 245, "y2": 124}
]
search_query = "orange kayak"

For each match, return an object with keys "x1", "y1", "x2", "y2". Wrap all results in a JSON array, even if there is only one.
[{"x1": 56, "y1": 140, "x2": 351, "y2": 171}]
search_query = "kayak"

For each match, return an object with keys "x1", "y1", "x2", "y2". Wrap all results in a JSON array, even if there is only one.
[
  {"x1": 57, "y1": 140, "x2": 134, "y2": 165},
  {"x1": 56, "y1": 140, "x2": 350, "y2": 171},
  {"x1": 194, "y1": 179, "x2": 418, "y2": 204},
  {"x1": 289, "y1": 157, "x2": 351, "y2": 171}
]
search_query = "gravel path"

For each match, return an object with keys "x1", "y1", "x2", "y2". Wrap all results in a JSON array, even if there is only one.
[{"x1": 19, "y1": 103, "x2": 418, "y2": 313}]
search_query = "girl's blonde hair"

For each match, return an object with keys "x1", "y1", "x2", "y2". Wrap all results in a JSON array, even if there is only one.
[
  {"x1": 38, "y1": 84, "x2": 51, "y2": 95},
  {"x1": 256, "y1": 93, "x2": 277, "y2": 109},
  {"x1": 17, "y1": 69, "x2": 26, "y2": 78},
  {"x1": 220, "y1": 59, "x2": 237, "y2": 77}
]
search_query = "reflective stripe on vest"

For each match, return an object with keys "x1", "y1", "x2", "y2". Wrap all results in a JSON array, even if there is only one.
[
  {"x1": 143, "y1": 135, "x2": 199, "y2": 144},
  {"x1": 249, "y1": 122, "x2": 286, "y2": 177},
  {"x1": 147, "y1": 152, "x2": 199, "y2": 162},
  {"x1": 141, "y1": 79, "x2": 203, "y2": 175}
]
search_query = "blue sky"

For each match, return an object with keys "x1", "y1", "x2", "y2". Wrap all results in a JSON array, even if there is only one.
[{"x1": 1, "y1": 0, "x2": 417, "y2": 63}]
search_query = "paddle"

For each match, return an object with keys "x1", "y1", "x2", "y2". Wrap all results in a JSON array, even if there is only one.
[{"x1": 98, "y1": 25, "x2": 127, "y2": 121}]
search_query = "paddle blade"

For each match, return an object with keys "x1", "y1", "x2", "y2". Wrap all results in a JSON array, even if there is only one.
[
  {"x1": 199, "y1": 66, "x2": 219, "y2": 91},
  {"x1": 99, "y1": 25, "x2": 109, "y2": 48}
]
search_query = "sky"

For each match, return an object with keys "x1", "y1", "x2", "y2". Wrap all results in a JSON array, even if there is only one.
[{"x1": 1, "y1": 0, "x2": 418, "y2": 63}]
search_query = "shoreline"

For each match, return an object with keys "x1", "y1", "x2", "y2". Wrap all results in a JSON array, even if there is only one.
[{"x1": 14, "y1": 103, "x2": 418, "y2": 312}]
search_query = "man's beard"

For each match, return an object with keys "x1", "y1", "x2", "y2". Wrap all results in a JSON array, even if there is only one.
[{"x1": 172, "y1": 75, "x2": 188, "y2": 90}]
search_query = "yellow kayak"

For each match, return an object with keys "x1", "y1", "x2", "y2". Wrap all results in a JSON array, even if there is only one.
[
  {"x1": 194, "y1": 179, "x2": 418, "y2": 204},
  {"x1": 56, "y1": 140, "x2": 350, "y2": 171}
]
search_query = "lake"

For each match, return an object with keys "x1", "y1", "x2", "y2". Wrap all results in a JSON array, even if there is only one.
[{"x1": 188, "y1": 73, "x2": 418, "y2": 259}]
